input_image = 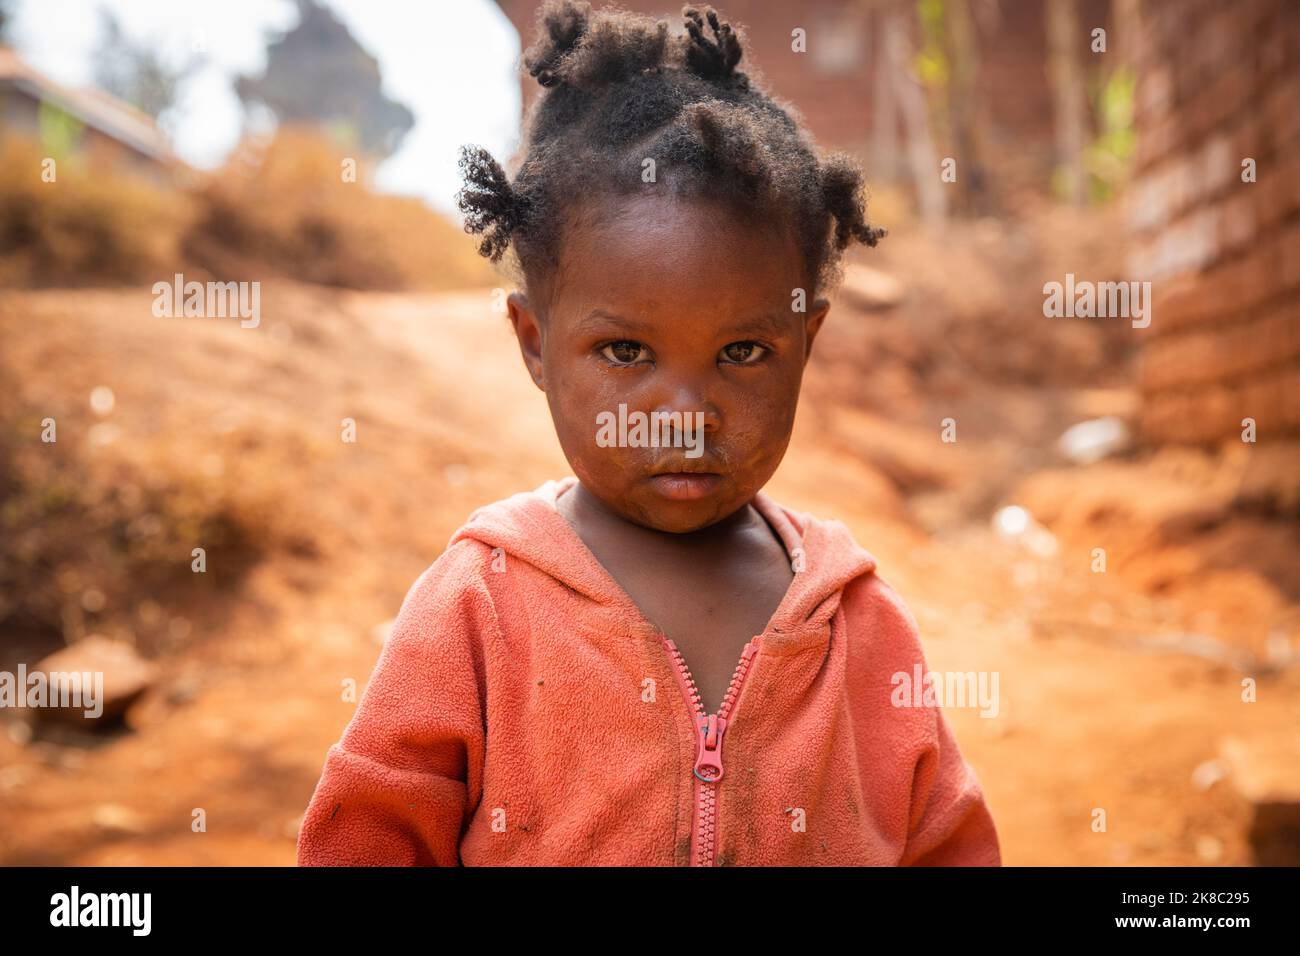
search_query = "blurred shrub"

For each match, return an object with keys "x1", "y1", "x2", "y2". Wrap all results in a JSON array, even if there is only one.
[
  {"x1": 1084, "y1": 65, "x2": 1136, "y2": 203},
  {"x1": 0, "y1": 358, "x2": 319, "y2": 653},
  {"x1": 0, "y1": 136, "x2": 193, "y2": 287},
  {"x1": 0, "y1": 127, "x2": 495, "y2": 290},
  {"x1": 182, "y1": 126, "x2": 495, "y2": 289}
]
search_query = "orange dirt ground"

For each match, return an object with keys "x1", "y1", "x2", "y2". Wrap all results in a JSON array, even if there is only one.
[{"x1": 0, "y1": 273, "x2": 1296, "y2": 866}]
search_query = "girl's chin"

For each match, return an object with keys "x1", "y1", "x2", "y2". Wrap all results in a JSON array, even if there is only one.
[{"x1": 626, "y1": 494, "x2": 746, "y2": 533}]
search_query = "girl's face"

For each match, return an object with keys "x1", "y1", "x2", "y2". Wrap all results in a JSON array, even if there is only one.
[{"x1": 508, "y1": 192, "x2": 830, "y2": 533}]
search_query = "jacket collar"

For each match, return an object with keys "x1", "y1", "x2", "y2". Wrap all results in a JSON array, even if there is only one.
[{"x1": 449, "y1": 476, "x2": 878, "y2": 637}]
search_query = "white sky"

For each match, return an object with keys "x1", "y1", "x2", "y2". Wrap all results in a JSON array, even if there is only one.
[{"x1": 7, "y1": 0, "x2": 524, "y2": 217}]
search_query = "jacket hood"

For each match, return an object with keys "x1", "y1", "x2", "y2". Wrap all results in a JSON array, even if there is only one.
[{"x1": 448, "y1": 476, "x2": 878, "y2": 634}]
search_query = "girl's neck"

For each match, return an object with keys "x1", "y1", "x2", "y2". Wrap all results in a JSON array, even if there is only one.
[{"x1": 558, "y1": 478, "x2": 758, "y2": 555}]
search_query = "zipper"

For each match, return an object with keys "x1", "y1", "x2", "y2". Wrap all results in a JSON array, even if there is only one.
[{"x1": 661, "y1": 634, "x2": 761, "y2": 866}]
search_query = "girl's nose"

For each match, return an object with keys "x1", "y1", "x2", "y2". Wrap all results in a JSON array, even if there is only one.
[{"x1": 652, "y1": 384, "x2": 721, "y2": 434}]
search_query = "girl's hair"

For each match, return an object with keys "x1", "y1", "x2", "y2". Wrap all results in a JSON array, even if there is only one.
[{"x1": 456, "y1": 1, "x2": 886, "y2": 308}]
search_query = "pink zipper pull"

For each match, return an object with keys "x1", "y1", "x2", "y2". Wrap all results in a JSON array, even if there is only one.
[{"x1": 693, "y1": 713, "x2": 727, "y2": 782}]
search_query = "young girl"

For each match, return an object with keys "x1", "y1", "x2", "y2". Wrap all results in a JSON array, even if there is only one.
[{"x1": 297, "y1": 0, "x2": 1000, "y2": 866}]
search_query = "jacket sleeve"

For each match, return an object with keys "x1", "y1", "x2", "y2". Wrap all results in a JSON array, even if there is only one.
[
  {"x1": 899, "y1": 704, "x2": 1002, "y2": 866},
  {"x1": 296, "y1": 545, "x2": 490, "y2": 866}
]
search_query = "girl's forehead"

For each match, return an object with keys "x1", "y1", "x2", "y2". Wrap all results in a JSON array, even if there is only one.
[{"x1": 557, "y1": 193, "x2": 805, "y2": 285}]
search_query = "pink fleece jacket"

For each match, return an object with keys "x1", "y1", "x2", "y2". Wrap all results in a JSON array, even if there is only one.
[{"x1": 297, "y1": 476, "x2": 1001, "y2": 866}]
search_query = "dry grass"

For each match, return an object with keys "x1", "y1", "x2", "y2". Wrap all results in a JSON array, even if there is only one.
[
  {"x1": 0, "y1": 127, "x2": 496, "y2": 291},
  {"x1": 0, "y1": 353, "x2": 321, "y2": 657},
  {"x1": 0, "y1": 137, "x2": 193, "y2": 287},
  {"x1": 183, "y1": 127, "x2": 496, "y2": 290}
]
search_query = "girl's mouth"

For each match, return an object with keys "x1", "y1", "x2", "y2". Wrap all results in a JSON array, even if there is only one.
[{"x1": 648, "y1": 472, "x2": 722, "y2": 500}]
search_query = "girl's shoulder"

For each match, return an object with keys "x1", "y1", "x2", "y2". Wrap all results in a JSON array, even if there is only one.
[
  {"x1": 389, "y1": 537, "x2": 505, "y2": 637},
  {"x1": 838, "y1": 568, "x2": 932, "y2": 671}
]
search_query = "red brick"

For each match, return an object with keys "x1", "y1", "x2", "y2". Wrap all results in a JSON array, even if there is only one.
[
  {"x1": 1232, "y1": 117, "x2": 1261, "y2": 172},
  {"x1": 1140, "y1": 307, "x2": 1300, "y2": 393},
  {"x1": 1138, "y1": 65, "x2": 1173, "y2": 123},
  {"x1": 1267, "y1": 75, "x2": 1300, "y2": 148},
  {"x1": 1140, "y1": 325, "x2": 1224, "y2": 390},
  {"x1": 1141, "y1": 383, "x2": 1241, "y2": 445},
  {"x1": 1217, "y1": 191, "x2": 1256, "y2": 253},
  {"x1": 1149, "y1": 272, "x2": 1210, "y2": 334},
  {"x1": 1242, "y1": 365, "x2": 1300, "y2": 434},
  {"x1": 1279, "y1": 222, "x2": 1300, "y2": 292},
  {"x1": 1201, "y1": 133, "x2": 1237, "y2": 197},
  {"x1": 1254, "y1": 156, "x2": 1288, "y2": 229}
]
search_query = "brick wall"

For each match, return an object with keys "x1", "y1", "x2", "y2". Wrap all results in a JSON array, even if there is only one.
[{"x1": 1128, "y1": 0, "x2": 1300, "y2": 446}]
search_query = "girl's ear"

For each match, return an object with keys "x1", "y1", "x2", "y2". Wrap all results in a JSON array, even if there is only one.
[
  {"x1": 507, "y1": 291, "x2": 546, "y2": 391},
  {"x1": 802, "y1": 297, "x2": 831, "y2": 365}
]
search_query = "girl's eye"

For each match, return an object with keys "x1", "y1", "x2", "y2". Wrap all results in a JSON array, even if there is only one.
[
  {"x1": 720, "y1": 341, "x2": 767, "y2": 365},
  {"x1": 600, "y1": 340, "x2": 651, "y2": 365}
]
